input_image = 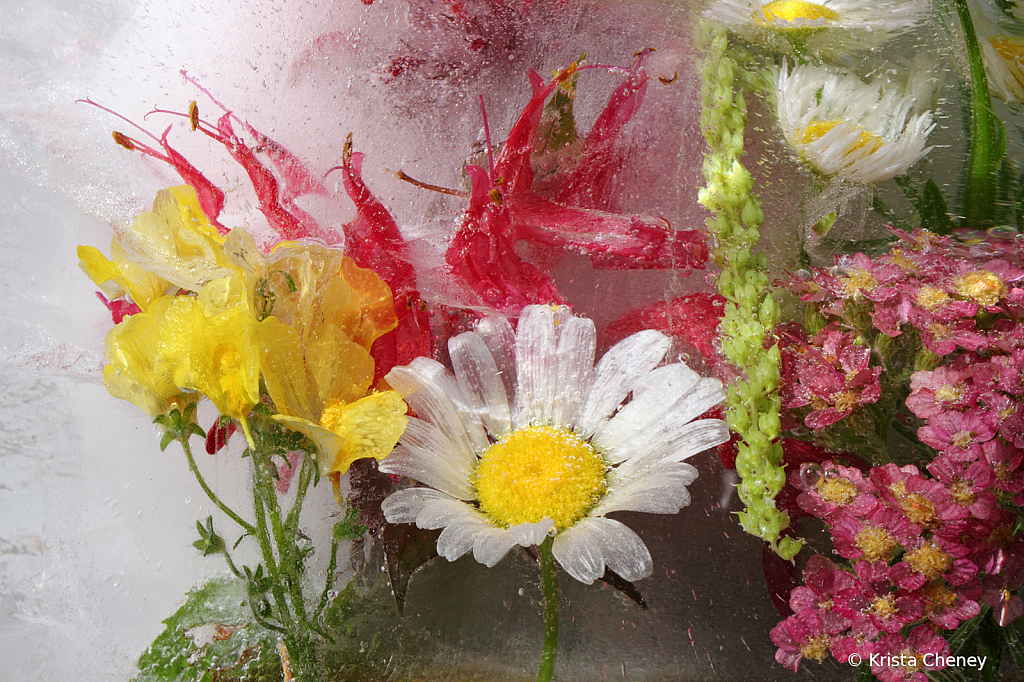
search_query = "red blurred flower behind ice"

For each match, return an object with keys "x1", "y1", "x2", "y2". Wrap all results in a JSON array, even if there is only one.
[
  {"x1": 443, "y1": 52, "x2": 709, "y2": 312},
  {"x1": 919, "y1": 579, "x2": 981, "y2": 630},
  {"x1": 833, "y1": 580, "x2": 923, "y2": 634}
]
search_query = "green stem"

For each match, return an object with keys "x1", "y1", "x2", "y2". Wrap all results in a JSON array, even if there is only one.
[
  {"x1": 220, "y1": 548, "x2": 243, "y2": 579},
  {"x1": 285, "y1": 452, "x2": 315, "y2": 535},
  {"x1": 953, "y1": 0, "x2": 1000, "y2": 226},
  {"x1": 251, "y1": 469, "x2": 296, "y2": 632},
  {"x1": 316, "y1": 534, "x2": 340, "y2": 619},
  {"x1": 180, "y1": 437, "x2": 258, "y2": 536},
  {"x1": 536, "y1": 536, "x2": 560, "y2": 682}
]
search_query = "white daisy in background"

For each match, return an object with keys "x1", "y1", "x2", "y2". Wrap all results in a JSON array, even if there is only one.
[
  {"x1": 774, "y1": 62, "x2": 936, "y2": 184},
  {"x1": 703, "y1": 0, "x2": 928, "y2": 33},
  {"x1": 378, "y1": 305, "x2": 729, "y2": 585},
  {"x1": 971, "y1": 0, "x2": 1024, "y2": 103}
]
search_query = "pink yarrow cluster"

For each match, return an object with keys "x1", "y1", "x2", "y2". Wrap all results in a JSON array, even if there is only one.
[
  {"x1": 772, "y1": 459, "x2": 1024, "y2": 678},
  {"x1": 772, "y1": 228, "x2": 1024, "y2": 677}
]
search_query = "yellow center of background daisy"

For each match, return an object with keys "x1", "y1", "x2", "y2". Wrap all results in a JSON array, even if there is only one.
[
  {"x1": 759, "y1": 0, "x2": 838, "y2": 24},
  {"x1": 800, "y1": 120, "x2": 883, "y2": 154},
  {"x1": 475, "y1": 425, "x2": 607, "y2": 531},
  {"x1": 991, "y1": 36, "x2": 1024, "y2": 65}
]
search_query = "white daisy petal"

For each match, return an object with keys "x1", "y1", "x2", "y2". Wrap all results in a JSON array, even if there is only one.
[
  {"x1": 377, "y1": 305, "x2": 711, "y2": 586},
  {"x1": 449, "y1": 330, "x2": 512, "y2": 438},
  {"x1": 775, "y1": 62, "x2": 934, "y2": 184},
  {"x1": 380, "y1": 487, "x2": 455, "y2": 524},
  {"x1": 386, "y1": 357, "x2": 490, "y2": 453},
  {"x1": 576, "y1": 330, "x2": 671, "y2": 438},
  {"x1": 437, "y1": 519, "x2": 491, "y2": 562},
  {"x1": 592, "y1": 461, "x2": 699, "y2": 516},
  {"x1": 513, "y1": 305, "x2": 560, "y2": 427},
  {"x1": 508, "y1": 518, "x2": 556, "y2": 547},
  {"x1": 552, "y1": 316, "x2": 597, "y2": 429},
  {"x1": 704, "y1": 0, "x2": 927, "y2": 32},
  {"x1": 552, "y1": 517, "x2": 653, "y2": 585},
  {"x1": 475, "y1": 315, "x2": 517, "y2": 403},
  {"x1": 378, "y1": 419, "x2": 475, "y2": 499},
  {"x1": 610, "y1": 418, "x2": 730, "y2": 468},
  {"x1": 592, "y1": 363, "x2": 701, "y2": 451},
  {"x1": 472, "y1": 529, "x2": 520, "y2": 567}
]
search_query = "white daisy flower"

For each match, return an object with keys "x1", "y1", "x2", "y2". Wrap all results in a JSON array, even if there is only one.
[
  {"x1": 774, "y1": 62, "x2": 935, "y2": 184},
  {"x1": 703, "y1": 0, "x2": 928, "y2": 32},
  {"x1": 972, "y1": 0, "x2": 1024, "y2": 104},
  {"x1": 378, "y1": 305, "x2": 729, "y2": 585}
]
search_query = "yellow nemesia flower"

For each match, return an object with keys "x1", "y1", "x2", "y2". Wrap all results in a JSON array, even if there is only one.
[
  {"x1": 255, "y1": 243, "x2": 404, "y2": 473},
  {"x1": 115, "y1": 186, "x2": 241, "y2": 292},
  {"x1": 161, "y1": 295, "x2": 263, "y2": 446},
  {"x1": 102, "y1": 296, "x2": 193, "y2": 417},
  {"x1": 78, "y1": 240, "x2": 170, "y2": 311},
  {"x1": 276, "y1": 391, "x2": 408, "y2": 476}
]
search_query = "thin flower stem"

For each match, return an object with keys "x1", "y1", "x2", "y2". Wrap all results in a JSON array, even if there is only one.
[
  {"x1": 180, "y1": 437, "x2": 258, "y2": 536},
  {"x1": 220, "y1": 548, "x2": 243, "y2": 579},
  {"x1": 536, "y1": 536, "x2": 560, "y2": 682},
  {"x1": 251, "y1": 470, "x2": 297, "y2": 634},
  {"x1": 952, "y1": 0, "x2": 1000, "y2": 226},
  {"x1": 316, "y1": 535, "x2": 340, "y2": 619},
  {"x1": 285, "y1": 452, "x2": 315, "y2": 535}
]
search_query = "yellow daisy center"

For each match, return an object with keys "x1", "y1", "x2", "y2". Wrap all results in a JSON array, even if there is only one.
[
  {"x1": 760, "y1": 0, "x2": 838, "y2": 24},
  {"x1": 801, "y1": 120, "x2": 883, "y2": 155},
  {"x1": 991, "y1": 36, "x2": 1024, "y2": 65},
  {"x1": 475, "y1": 425, "x2": 607, "y2": 531}
]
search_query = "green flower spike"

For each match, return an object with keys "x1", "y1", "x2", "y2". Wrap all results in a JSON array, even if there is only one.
[{"x1": 697, "y1": 26, "x2": 803, "y2": 560}]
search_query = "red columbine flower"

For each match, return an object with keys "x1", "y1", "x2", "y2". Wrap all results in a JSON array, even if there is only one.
[
  {"x1": 771, "y1": 609, "x2": 832, "y2": 672},
  {"x1": 442, "y1": 52, "x2": 708, "y2": 312}
]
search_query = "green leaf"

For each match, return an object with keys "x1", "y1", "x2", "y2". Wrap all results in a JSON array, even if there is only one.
[
  {"x1": 918, "y1": 179, "x2": 955, "y2": 235},
  {"x1": 192, "y1": 517, "x2": 225, "y2": 557},
  {"x1": 132, "y1": 578, "x2": 281, "y2": 682},
  {"x1": 333, "y1": 503, "x2": 368, "y2": 543},
  {"x1": 382, "y1": 523, "x2": 441, "y2": 617}
]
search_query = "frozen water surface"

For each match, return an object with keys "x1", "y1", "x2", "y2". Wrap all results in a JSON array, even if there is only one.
[{"x1": 1, "y1": 0, "x2": 975, "y2": 680}]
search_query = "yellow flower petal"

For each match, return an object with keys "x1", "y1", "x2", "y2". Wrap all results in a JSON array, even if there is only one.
[
  {"x1": 78, "y1": 243, "x2": 169, "y2": 311},
  {"x1": 161, "y1": 296, "x2": 261, "y2": 423},
  {"x1": 276, "y1": 391, "x2": 407, "y2": 475},
  {"x1": 101, "y1": 296, "x2": 192, "y2": 417},
  {"x1": 115, "y1": 186, "x2": 239, "y2": 291}
]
